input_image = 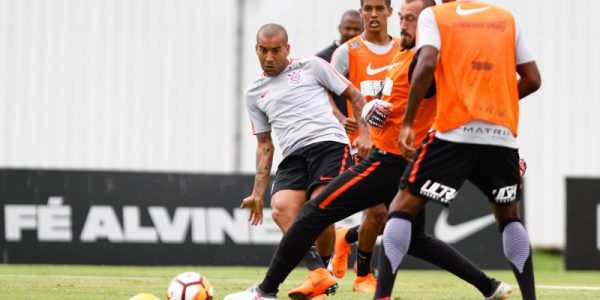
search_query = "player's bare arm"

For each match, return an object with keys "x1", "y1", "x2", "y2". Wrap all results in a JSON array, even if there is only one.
[
  {"x1": 516, "y1": 61, "x2": 542, "y2": 99},
  {"x1": 399, "y1": 45, "x2": 437, "y2": 159},
  {"x1": 241, "y1": 131, "x2": 274, "y2": 226},
  {"x1": 342, "y1": 85, "x2": 371, "y2": 158},
  {"x1": 328, "y1": 94, "x2": 357, "y2": 134}
]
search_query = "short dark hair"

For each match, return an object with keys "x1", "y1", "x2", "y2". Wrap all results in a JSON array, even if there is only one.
[
  {"x1": 256, "y1": 23, "x2": 288, "y2": 44},
  {"x1": 360, "y1": 0, "x2": 392, "y2": 8},
  {"x1": 340, "y1": 9, "x2": 362, "y2": 24}
]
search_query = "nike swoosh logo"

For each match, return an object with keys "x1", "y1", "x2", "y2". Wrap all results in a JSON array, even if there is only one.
[
  {"x1": 366, "y1": 62, "x2": 401, "y2": 76},
  {"x1": 319, "y1": 175, "x2": 334, "y2": 181},
  {"x1": 456, "y1": 4, "x2": 491, "y2": 16},
  {"x1": 433, "y1": 209, "x2": 495, "y2": 244}
]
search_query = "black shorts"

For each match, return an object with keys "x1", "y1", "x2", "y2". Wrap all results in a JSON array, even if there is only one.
[
  {"x1": 400, "y1": 133, "x2": 522, "y2": 206},
  {"x1": 301, "y1": 148, "x2": 408, "y2": 223},
  {"x1": 271, "y1": 141, "x2": 352, "y2": 196}
]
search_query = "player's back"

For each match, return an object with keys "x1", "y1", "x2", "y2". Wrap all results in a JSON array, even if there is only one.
[{"x1": 430, "y1": 2, "x2": 519, "y2": 134}]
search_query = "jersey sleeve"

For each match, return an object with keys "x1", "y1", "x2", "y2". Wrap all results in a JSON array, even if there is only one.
[
  {"x1": 415, "y1": 8, "x2": 441, "y2": 51},
  {"x1": 330, "y1": 43, "x2": 350, "y2": 76},
  {"x1": 312, "y1": 57, "x2": 351, "y2": 96},
  {"x1": 513, "y1": 14, "x2": 536, "y2": 65},
  {"x1": 245, "y1": 93, "x2": 271, "y2": 135}
]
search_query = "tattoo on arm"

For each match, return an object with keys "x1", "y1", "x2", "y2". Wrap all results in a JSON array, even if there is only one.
[
  {"x1": 253, "y1": 132, "x2": 274, "y2": 196},
  {"x1": 344, "y1": 87, "x2": 369, "y2": 130}
]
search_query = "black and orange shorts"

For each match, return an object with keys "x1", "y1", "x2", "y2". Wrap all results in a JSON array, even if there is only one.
[{"x1": 271, "y1": 141, "x2": 352, "y2": 197}]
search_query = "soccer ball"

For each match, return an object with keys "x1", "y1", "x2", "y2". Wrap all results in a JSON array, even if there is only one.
[{"x1": 167, "y1": 272, "x2": 214, "y2": 300}]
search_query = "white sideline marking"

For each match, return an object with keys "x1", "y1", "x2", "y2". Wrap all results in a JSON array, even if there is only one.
[{"x1": 537, "y1": 285, "x2": 600, "y2": 291}]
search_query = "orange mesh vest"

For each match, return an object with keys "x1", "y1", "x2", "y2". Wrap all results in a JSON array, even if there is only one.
[
  {"x1": 346, "y1": 34, "x2": 401, "y2": 142},
  {"x1": 430, "y1": 2, "x2": 519, "y2": 135},
  {"x1": 377, "y1": 50, "x2": 436, "y2": 156}
]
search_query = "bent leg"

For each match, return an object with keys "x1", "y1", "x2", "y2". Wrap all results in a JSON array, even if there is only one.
[
  {"x1": 406, "y1": 210, "x2": 497, "y2": 297},
  {"x1": 259, "y1": 156, "x2": 392, "y2": 294}
]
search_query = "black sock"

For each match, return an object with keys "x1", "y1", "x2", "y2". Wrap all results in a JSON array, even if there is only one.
[
  {"x1": 345, "y1": 225, "x2": 360, "y2": 244},
  {"x1": 501, "y1": 219, "x2": 536, "y2": 300},
  {"x1": 356, "y1": 248, "x2": 373, "y2": 276},
  {"x1": 407, "y1": 210, "x2": 495, "y2": 296},
  {"x1": 321, "y1": 255, "x2": 332, "y2": 267}
]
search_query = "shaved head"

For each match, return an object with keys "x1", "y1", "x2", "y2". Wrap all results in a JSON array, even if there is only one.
[
  {"x1": 405, "y1": 0, "x2": 436, "y2": 7},
  {"x1": 361, "y1": 0, "x2": 391, "y2": 7},
  {"x1": 256, "y1": 23, "x2": 288, "y2": 44}
]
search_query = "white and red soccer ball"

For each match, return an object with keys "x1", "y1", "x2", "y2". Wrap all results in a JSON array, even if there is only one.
[{"x1": 167, "y1": 272, "x2": 214, "y2": 300}]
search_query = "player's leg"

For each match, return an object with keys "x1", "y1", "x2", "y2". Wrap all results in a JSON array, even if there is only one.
[
  {"x1": 474, "y1": 146, "x2": 535, "y2": 299},
  {"x1": 375, "y1": 189, "x2": 427, "y2": 299},
  {"x1": 376, "y1": 136, "x2": 479, "y2": 298},
  {"x1": 353, "y1": 203, "x2": 386, "y2": 292},
  {"x1": 261, "y1": 152, "x2": 395, "y2": 299},
  {"x1": 406, "y1": 209, "x2": 510, "y2": 299},
  {"x1": 311, "y1": 184, "x2": 336, "y2": 267},
  {"x1": 271, "y1": 189, "x2": 329, "y2": 272},
  {"x1": 285, "y1": 184, "x2": 338, "y2": 300},
  {"x1": 494, "y1": 202, "x2": 532, "y2": 299}
]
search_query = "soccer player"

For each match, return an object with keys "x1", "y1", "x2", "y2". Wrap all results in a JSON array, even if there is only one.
[
  {"x1": 316, "y1": 10, "x2": 363, "y2": 118},
  {"x1": 376, "y1": 0, "x2": 542, "y2": 299},
  {"x1": 328, "y1": 0, "x2": 400, "y2": 292},
  {"x1": 237, "y1": 23, "x2": 371, "y2": 300},
  {"x1": 224, "y1": 2, "x2": 513, "y2": 299}
]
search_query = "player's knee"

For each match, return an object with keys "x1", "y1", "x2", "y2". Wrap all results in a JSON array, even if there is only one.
[
  {"x1": 365, "y1": 205, "x2": 387, "y2": 226},
  {"x1": 271, "y1": 207, "x2": 293, "y2": 227}
]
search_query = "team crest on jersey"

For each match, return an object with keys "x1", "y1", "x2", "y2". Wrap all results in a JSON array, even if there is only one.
[
  {"x1": 349, "y1": 41, "x2": 360, "y2": 49},
  {"x1": 288, "y1": 69, "x2": 304, "y2": 85}
]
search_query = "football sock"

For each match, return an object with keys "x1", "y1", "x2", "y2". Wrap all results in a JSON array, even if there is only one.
[
  {"x1": 301, "y1": 246, "x2": 326, "y2": 271},
  {"x1": 407, "y1": 210, "x2": 495, "y2": 296},
  {"x1": 321, "y1": 255, "x2": 332, "y2": 267},
  {"x1": 374, "y1": 211, "x2": 413, "y2": 298},
  {"x1": 501, "y1": 219, "x2": 536, "y2": 300},
  {"x1": 345, "y1": 225, "x2": 360, "y2": 244},
  {"x1": 356, "y1": 248, "x2": 373, "y2": 276}
]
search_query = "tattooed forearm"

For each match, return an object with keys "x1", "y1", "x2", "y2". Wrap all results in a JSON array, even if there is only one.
[
  {"x1": 344, "y1": 86, "x2": 369, "y2": 130},
  {"x1": 252, "y1": 132, "x2": 274, "y2": 197}
]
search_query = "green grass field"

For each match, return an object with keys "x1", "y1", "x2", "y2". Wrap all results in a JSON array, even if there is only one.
[{"x1": 1, "y1": 251, "x2": 599, "y2": 299}]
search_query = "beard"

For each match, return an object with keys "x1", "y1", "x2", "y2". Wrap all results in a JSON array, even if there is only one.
[{"x1": 400, "y1": 34, "x2": 415, "y2": 50}]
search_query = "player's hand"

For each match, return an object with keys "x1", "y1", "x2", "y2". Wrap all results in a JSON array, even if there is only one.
[
  {"x1": 343, "y1": 118, "x2": 358, "y2": 134},
  {"x1": 398, "y1": 125, "x2": 416, "y2": 161},
  {"x1": 519, "y1": 157, "x2": 527, "y2": 177},
  {"x1": 361, "y1": 100, "x2": 392, "y2": 128},
  {"x1": 240, "y1": 195, "x2": 264, "y2": 226},
  {"x1": 352, "y1": 131, "x2": 372, "y2": 161}
]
